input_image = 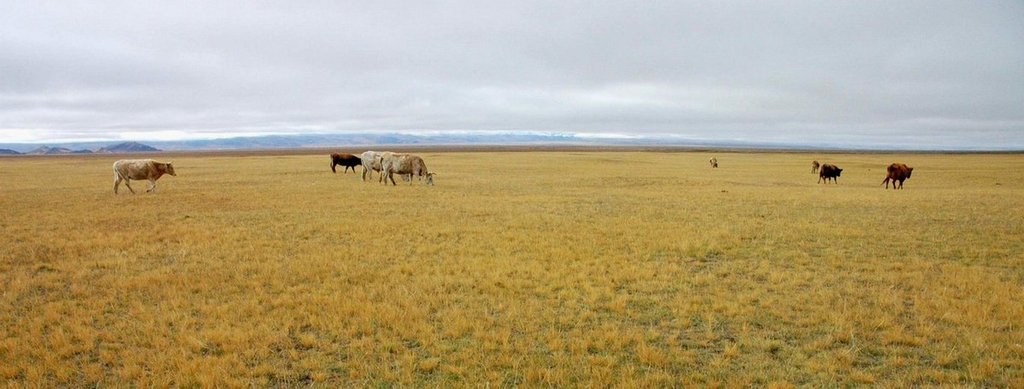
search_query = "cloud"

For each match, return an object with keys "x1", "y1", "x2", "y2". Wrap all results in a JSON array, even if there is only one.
[{"x1": 1, "y1": 0, "x2": 1022, "y2": 148}]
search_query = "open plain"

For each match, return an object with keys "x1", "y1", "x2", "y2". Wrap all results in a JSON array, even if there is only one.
[{"x1": 1, "y1": 151, "x2": 1022, "y2": 386}]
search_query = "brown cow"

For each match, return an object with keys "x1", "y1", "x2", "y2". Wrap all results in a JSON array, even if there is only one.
[
  {"x1": 882, "y1": 163, "x2": 913, "y2": 189},
  {"x1": 818, "y1": 163, "x2": 842, "y2": 184},
  {"x1": 330, "y1": 153, "x2": 361, "y2": 174},
  {"x1": 113, "y1": 159, "x2": 176, "y2": 194},
  {"x1": 709, "y1": 157, "x2": 718, "y2": 168},
  {"x1": 811, "y1": 160, "x2": 820, "y2": 174}
]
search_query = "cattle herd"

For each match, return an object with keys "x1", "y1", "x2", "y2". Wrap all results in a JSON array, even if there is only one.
[
  {"x1": 350, "y1": 151, "x2": 434, "y2": 186},
  {"x1": 110, "y1": 155, "x2": 914, "y2": 194},
  {"x1": 811, "y1": 159, "x2": 914, "y2": 189},
  {"x1": 328, "y1": 151, "x2": 436, "y2": 185}
]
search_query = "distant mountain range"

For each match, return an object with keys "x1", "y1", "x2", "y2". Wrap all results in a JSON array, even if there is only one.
[
  {"x1": 0, "y1": 133, "x2": 812, "y2": 153},
  {"x1": 0, "y1": 142, "x2": 161, "y2": 155},
  {"x1": 95, "y1": 142, "x2": 161, "y2": 153},
  {"x1": 2, "y1": 133, "x2": 641, "y2": 154},
  {"x1": 1, "y1": 132, "x2": 1021, "y2": 153},
  {"x1": 24, "y1": 146, "x2": 93, "y2": 155}
]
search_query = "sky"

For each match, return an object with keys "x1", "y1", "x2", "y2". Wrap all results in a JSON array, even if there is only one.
[{"x1": 1, "y1": 1, "x2": 1023, "y2": 149}]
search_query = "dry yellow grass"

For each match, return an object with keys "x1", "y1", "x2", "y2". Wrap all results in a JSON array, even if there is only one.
[{"x1": 1, "y1": 151, "x2": 1022, "y2": 386}]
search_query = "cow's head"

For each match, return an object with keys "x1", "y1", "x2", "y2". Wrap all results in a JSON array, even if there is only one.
[
  {"x1": 425, "y1": 172, "x2": 435, "y2": 186},
  {"x1": 166, "y1": 162, "x2": 176, "y2": 176},
  {"x1": 907, "y1": 167, "x2": 913, "y2": 178},
  {"x1": 836, "y1": 168, "x2": 843, "y2": 176}
]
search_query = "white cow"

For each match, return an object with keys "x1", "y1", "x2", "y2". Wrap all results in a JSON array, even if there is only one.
[
  {"x1": 378, "y1": 153, "x2": 433, "y2": 186},
  {"x1": 360, "y1": 151, "x2": 384, "y2": 181},
  {"x1": 372, "y1": 151, "x2": 412, "y2": 183},
  {"x1": 113, "y1": 159, "x2": 176, "y2": 194}
]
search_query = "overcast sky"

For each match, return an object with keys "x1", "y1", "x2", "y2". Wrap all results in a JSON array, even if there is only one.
[{"x1": 2, "y1": 1, "x2": 1022, "y2": 148}]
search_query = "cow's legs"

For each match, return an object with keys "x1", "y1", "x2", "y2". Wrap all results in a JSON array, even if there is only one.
[
  {"x1": 114, "y1": 175, "x2": 122, "y2": 194},
  {"x1": 122, "y1": 179, "x2": 136, "y2": 194},
  {"x1": 146, "y1": 179, "x2": 157, "y2": 192}
]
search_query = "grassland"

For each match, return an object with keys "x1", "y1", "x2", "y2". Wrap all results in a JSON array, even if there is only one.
[{"x1": 1, "y1": 151, "x2": 1022, "y2": 386}]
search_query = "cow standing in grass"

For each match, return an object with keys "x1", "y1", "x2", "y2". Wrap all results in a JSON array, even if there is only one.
[
  {"x1": 818, "y1": 163, "x2": 842, "y2": 184},
  {"x1": 709, "y1": 157, "x2": 718, "y2": 168},
  {"x1": 371, "y1": 151, "x2": 411, "y2": 183},
  {"x1": 330, "y1": 153, "x2": 361, "y2": 174},
  {"x1": 360, "y1": 151, "x2": 384, "y2": 181},
  {"x1": 378, "y1": 153, "x2": 434, "y2": 186},
  {"x1": 113, "y1": 159, "x2": 176, "y2": 194},
  {"x1": 811, "y1": 160, "x2": 820, "y2": 174},
  {"x1": 882, "y1": 163, "x2": 914, "y2": 189}
]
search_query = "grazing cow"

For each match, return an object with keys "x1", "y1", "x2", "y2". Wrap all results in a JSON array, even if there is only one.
[
  {"x1": 378, "y1": 153, "x2": 434, "y2": 186},
  {"x1": 882, "y1": 163, "x2": 914, "y2": 189},
  {"x1": 360, "y1": 151, "x2": 384, "y2": 181},
  {"x1": 818, "y1": 163, "x2": 842, "y2": 184},
  {"x1": 370, "y1": 151, "x2": 413, "y2": 183},
  {"x1": 113, "y1": 159, "x2": 176, "y2": 194},
  {"x1": 811, "y1": 160, "x2": 820, "y2": 174},
  {"x1": 709, "y1": 157, "x2": 718, "y2": 168},
  {"x1": 330, "y1": 153, "x2": 361, "y2": 174}
]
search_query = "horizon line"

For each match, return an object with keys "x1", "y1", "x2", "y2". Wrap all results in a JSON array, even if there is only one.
[{"x1": 1, "y1": 131, "x2": 1022, "y2": 153}]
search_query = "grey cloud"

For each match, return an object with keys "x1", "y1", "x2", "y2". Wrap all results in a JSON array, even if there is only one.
[{"x1": 1, "y1": 0, "x2": 1022, "y2": 148}]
